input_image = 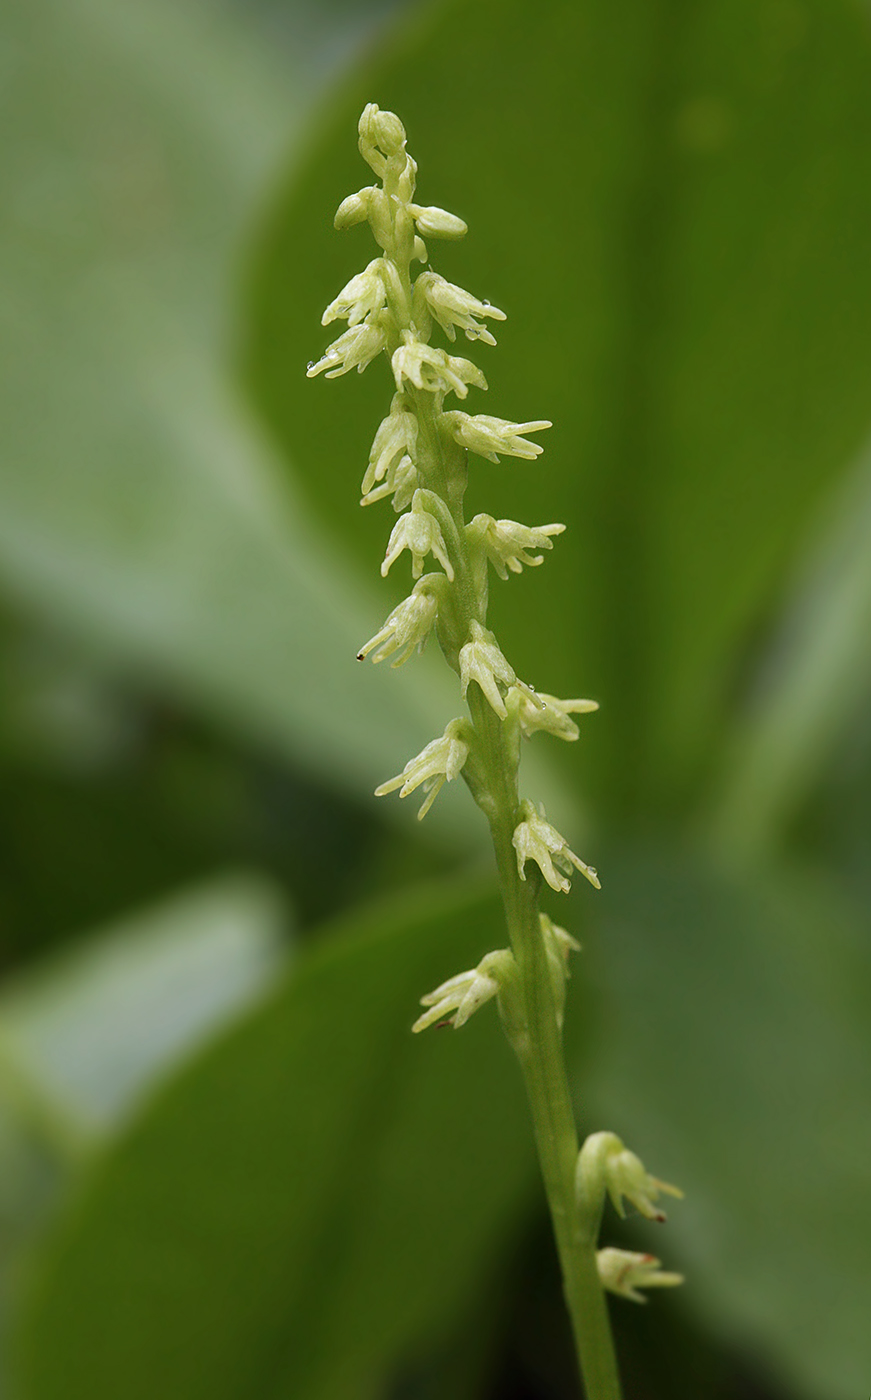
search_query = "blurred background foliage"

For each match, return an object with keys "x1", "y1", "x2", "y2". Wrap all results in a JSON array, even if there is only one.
[{"x1": 1, "y1": 0, "x2": 870, "y2": 1396}]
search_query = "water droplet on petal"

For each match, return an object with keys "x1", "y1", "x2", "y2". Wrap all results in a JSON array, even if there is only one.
[
  {"x1": 482, "y1": 299, "x2": 490, "y2": 307},
  {"x1": 307, "y1": 360, "x2": 315, "y2": 370}
]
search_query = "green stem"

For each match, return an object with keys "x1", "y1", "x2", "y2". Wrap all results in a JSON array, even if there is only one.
[{"x1": 469, "y1": 693, "x2": 622, "y2": 1400}]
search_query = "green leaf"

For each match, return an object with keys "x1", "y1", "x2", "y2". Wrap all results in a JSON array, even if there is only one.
[
  {"x1": 590, "y1": 848, "x2": 871, "y2": 1400},
  {"x1": 244, "y1": 0, "x2": 871, "y2": 818},
  {"x1": 709, "y1": 445, "x2": 871, "y2": 862},
  {"x1": 0, "y1": 876, "x2": 288, "y2": 1151},
  {"x1": 15, "y1": 878, "x2": 541, "y2": 1400},
  {"x1": 0, "y1": 0, "x2": 476, "y2": 837}
]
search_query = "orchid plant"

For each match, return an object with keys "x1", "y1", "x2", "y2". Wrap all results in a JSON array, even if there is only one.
[{"x1": 307, "y1": 103, "x2": 683, "y2": 1400}]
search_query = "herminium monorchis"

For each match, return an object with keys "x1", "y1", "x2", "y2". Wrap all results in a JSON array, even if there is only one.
[{"x1": 308, "y1": 104, "x2": 683, "y2": 1396}]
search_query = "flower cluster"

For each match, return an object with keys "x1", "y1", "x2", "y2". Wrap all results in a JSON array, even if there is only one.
[{"x1": 308, "y1": 97, "x2": 600, "y2": 987}]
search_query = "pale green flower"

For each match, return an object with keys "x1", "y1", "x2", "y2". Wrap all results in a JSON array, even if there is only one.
[
  {"x1": 415, "y1": 272, "x2": 506, "y2": 346},
  {"x1": 357, "y1": 577, "x2": 441, "y2": 666},
  {"x1": 597, "y1": 1249, "x2": 684, "y2": 1305},
  {"x1": 307, "y1": 315, "x2": 389, "y2": 379},
  {"x1": 512, "y1": 800, "x2": 600, "y2": 894},
  {"x1": 322, "y1": 259, "x2": 387, "y2": 328},
  {"x1": 361, "y1": 398, "x2": 418, "y2": 498},
  {"x1": 361, "y1": 454, "x2": 418, "y2": 511},
  {"x1": 442, "y1": 412, "x2": 551, "y2": 462},
  {"x1": 381, "y1": 490, "x2": 454, "y2": 580},
  {"x1": 459, "y1": 620, "x2": 516, "y2": 718},
  {"x1": 392, "y1": 339, "x2": 487, "y2": 398},
  {"x1": 375, "y1": 718, "x2": 471, "y2": 819},
  {"x1": 413, "y1": 948, "x2": 515, "y2": 1032},
  {"x1": 510, "y1": 688, "x2": 599, "y2": 742},
  {"x1": 466, "y1": 514, "x2": 565, "y2": 580},
  {"x1": 577, "y1": 1131, "x2": 683, "y2": 1223}
]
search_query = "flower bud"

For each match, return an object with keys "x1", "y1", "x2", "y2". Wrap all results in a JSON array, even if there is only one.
[
  {"x1": 334, "y1": 187, "x2": 374, "y2": 230},
  {"x1": 409, "y1": 203, "x2": 468, "y2": 239},
  {"x1": 370, "y1": 105, "x2": 406, "y2": 156}
]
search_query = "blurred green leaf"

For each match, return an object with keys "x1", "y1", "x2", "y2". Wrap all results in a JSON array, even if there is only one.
[
  {"x1": 15, "y1": 877, "x2": 540, "y2": 1400},
  {"x1": 709, "y1": 443, "x2": 871, "y2": 862},
  {"x1": 590, "y1": 848, "x2": 871, "y2": 1400},
  {"x1": 244, "y1": 0, "x2": 871, "y2": 819},
  {"x1": 0, "y1": 0, "x2": 480, "y2": 839},
  {"x1": 0, "y1": 875, "x2": 288, "y2": 1150}
]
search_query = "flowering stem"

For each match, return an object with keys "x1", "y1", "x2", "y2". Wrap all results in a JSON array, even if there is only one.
[
  {"x1": 467, "y1": 694, "x2": 623, "y2": 1399},
  {"x1": 406, "y1": 368, "x2": 623, "y2": 1397},
  {"x1": 309, "y1": 103, "x2": 683, "y2": 1400}
]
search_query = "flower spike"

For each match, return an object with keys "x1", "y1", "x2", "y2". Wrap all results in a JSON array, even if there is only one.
[{"x1": 307, "y1": 107, "x2": 659, "y2": 1389}]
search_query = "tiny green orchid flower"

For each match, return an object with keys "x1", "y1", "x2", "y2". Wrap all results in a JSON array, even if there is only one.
[
  {"x1": 374, "y1": 718, "x2": 471, "y2": 819},
  {"x1": 513, "y1": 799, "x2": 600, "y2": 894},
  {"x1": 597, "y1": 1249, "x2": 685, "y2": 1305},
  {"x1": 412, "y1": 948, "x2": 515, "y2": 1032}
]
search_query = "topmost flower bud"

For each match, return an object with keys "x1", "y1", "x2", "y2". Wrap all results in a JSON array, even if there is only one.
[{"x1": 358, "y1": 103, "x2": 407, "y2": 172}]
